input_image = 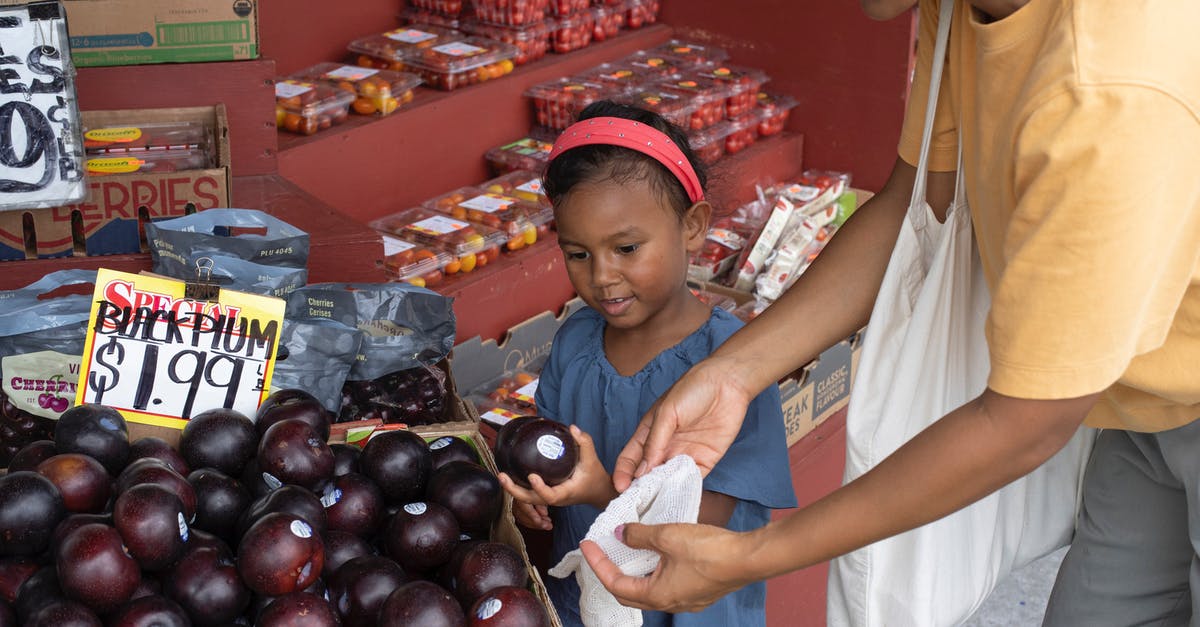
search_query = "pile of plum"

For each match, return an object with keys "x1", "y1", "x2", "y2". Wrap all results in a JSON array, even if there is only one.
[{"x1": 0, "y1": 389, "x2": 553, "y2": 626}]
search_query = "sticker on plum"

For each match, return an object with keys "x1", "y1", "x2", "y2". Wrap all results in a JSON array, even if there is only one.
[
  {"x1": 177, "y1": 512, "x2": 189, "y2": 542},
  {"x1": 537, "y1": 434, "x2": 566, "y2": 460},
  {"x1": 433, "y1": 41, "x2": 486, "y2": 57},
  {"x1": 382, "y1": 235, "x2": 417, "y2": 256},
  {"x1": 476, "y1": 598, "x2": 502, "y2": 620},
  {"x1": 706, "y1": 228, "x2": 746, "y2": 250},
  {"x1": 2, "y1": 350, "x2": 82, "y2": 418},
  {"x1": 320, "y1": 488, "x2": 343, "y2": 508},
  {"x1": 460, "y1": 194, "x2": 515, "y2": 214},
  {"x1": 480, "y1": 407, "x2": 521, "y2": 426},
  {"x1": 275, "y1": 81, "x2": 315, "y2": 99},
  {"x1": 323, "y1": 65, "x2": 380, "y2": 81},
  {"x1": 387, "y1": 28, "x2": 438, "y2": 44},
  {"x1": 511, "y1": 379, "x2": 539, "y2": 404},
  {"x1": 263, "y1": 473, "x2": 283, "y2": 490},
  {"x1": 404, "y1": 502, "x2": 427, "y2": 515},
  {"x1": 515, "y1": 178, "x2": 543, "y2": 195},
  {"x1": 429, "y1": 436, "x2": 454, "y2": 450},
  {"x1": 407, "y1": 215, "x2": 470, "y2": 236},
  {"x1": 290, "y1": 520, "x2": 313, "y2": 538}
]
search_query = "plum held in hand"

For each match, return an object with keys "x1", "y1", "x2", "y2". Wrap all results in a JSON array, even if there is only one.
[{"x1": 493, "y1": 417, "x2": 579, "y2": 489}]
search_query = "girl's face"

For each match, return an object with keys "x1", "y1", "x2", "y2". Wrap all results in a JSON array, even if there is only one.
[{"x1": 554, "y1": 176, "x2": 709, "y2": 333}]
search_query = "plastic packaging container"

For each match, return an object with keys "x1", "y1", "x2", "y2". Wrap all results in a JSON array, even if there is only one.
[
  {"x1": 614, "y1": 87, "x2": 695, "y2": 129},
  {"x1": 550, "y1": 11, "x2": 595, "y2": 53},
  {"x1": 470, "y1": 0, "x2": 548, "y2": 26},
  {"x1": 576, "y1": 61, "x2": 655, "y2": 91},
  {"x1": 288, "y1": 63, "x2": 422, "y2": 117},
  {"x1": 462, "y1": 19, "x2": 551, "y2": 66},
  {"x1": 525, "y1": 77, "x2": 616, "y2": 131},
  {"x1": 723, "y1": 113, "x2": 760, "y2": 157},
  {"x1": 400, "y1": 6, "x2": 464, "y2": 29},
  {"x1": 647, "y1": 39, "x2": 729, "y2": 67},
  {"x1": 469, "y1": 394, "x2": 528, "y2": 427},
  {"x1": 692, "y1": 64, "x2": 771, "y2": 119},
  {"x1": 485, "y1": 136, "x2": 555, "y2": 175},
  {"x1": 393, "y1": 37, "x2": 519, "y2": 90},
  {"x1": 380, "y1": 234, "x2": 454, "y2": 288},
  {"x1": 83, "y1": 121, "x2": 211, "y2": 153},
  {"x1": 482, "y1": 170, "x2": 552, "y2": 210},
  {"x1": 548, "y1": 0, "x2": 589, "y2": 16},
  {"x1": 369, "y1": 207, "x2": 505, "y2": 272},
  {"x1": 84, "y1": 147, "x2": 213, "y2": 177},
  {"x1": 589, "y1": 3, "x2": 625, "y2": 41},
  {"x1": 754, "y1": 91, "x2": 798, "y2": 136},
  {"x1": 274, "y1": 79, "x2": 354, "y2": 135},
  {"x1": 656, "y1": 75, "x2": 729, "y2": 130},
  {"x1": 689, "y1": 219, "x2": 756, "y2": 282},
  {"x1": 623, "y1": 0, "x2": 660, "y2": 28},
  {"x1": 474, "y1": 371, "x2": 540, "y2": 413},
  {"x1": 348, "y1": 25, "x2": 465, "y2": 71},
  {"x1": 687, "y1": 120, "x2": 736, "y2": 164},
  {"x1": 408, "y1": 0, "x2": 465, "y2": 15},
  {"x1": 620, "y1": 50, "x2": 684, "y2": 77},
  {"x1": 425, "y1": 186, "x2": 550, "y2": 251}
]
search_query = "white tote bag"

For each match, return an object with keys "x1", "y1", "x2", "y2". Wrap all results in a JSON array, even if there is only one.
[{"x1": 827, "y1": 1, "x2": 1095, "y2": 625}]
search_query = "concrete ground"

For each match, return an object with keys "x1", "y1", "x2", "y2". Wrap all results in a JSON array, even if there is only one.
[{"x1": 962, "y1": 548, "x2": 1068, "y2": 627}]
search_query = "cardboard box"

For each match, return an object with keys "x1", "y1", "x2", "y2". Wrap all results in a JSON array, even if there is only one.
[
  {"x1": 451, "y1": 299, "x2": 587, "y2": 394},
  {"x1": 0, "y1": 105, "x2": 232, "y2": 261},
  {"x1": 65, "y1": 0, "x2": 259, "y2": 67}
]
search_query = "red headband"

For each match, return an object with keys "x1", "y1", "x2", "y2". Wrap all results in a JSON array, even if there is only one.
[{"x1": 548, "y1": 117, "x2": 705, "y2": 203}]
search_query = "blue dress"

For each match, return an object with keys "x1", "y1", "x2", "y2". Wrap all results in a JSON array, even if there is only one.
[{"x1": 535, "y1": 306, "x2": 797, "y2": 627}]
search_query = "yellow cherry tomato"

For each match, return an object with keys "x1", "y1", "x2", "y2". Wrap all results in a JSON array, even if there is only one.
[
  {"x1": 522, "y1": 226, "x2": 537, "y2": 245},
  {"x1": 405, "y1": 276, "x2": 426, "y2": 287},
  {"x1": 459, "y1": 253, "x2": 477, "y2": 273}
]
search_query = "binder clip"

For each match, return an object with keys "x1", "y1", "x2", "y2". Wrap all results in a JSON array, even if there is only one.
[{"x1": 185, "y1": 257, "x2": 220, "y2": 300}]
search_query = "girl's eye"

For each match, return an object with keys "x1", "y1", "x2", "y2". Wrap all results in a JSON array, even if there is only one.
[
  {"x1": 565, "y1": 250, "x2": 590, "y2": 261},
  {"x1": 616, "y1": 244, "x2": 640, "y2": 255}
]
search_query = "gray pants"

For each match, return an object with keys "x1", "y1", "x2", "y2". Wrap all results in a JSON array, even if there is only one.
[{"x1": 1043, "y1": 419, "x2": 1200, "y2": 627}]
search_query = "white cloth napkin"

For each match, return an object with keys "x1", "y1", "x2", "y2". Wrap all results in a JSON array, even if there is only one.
[{"x1": 548, "y1": 455, "x2": 703, "y2": 627}]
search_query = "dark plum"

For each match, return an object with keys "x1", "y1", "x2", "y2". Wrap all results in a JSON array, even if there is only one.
[
  {"x1": 165, "y1": 544, "x2": 249, "y2": 627},
  {"x1": 51, "y1": 513, "x2": 111, "y2": 549},
  {"x1": 429, "y1": 436, "x2": 479, "y2": 470},
  {"x1": 115, "y1": 459, "x2": 197, "y2": 522},
  {"x1": 384, "y1": 502, "x2": 460, "y2": 574},
  {"x1": 188, "y1": 468, "x2": 252, "y2": 544},
  {"x1": 237, "y1": 485, "x2": 327, "y2": 542},
  {"x1": 257, "y1": 418, "x2": 334, "y2": 492},
  {"x1": 467, "y1": 586, "x2": 550, "y2": 627},
  {"x1": 24, "y1": 598, "x2": 101, "y2": 627},
  {"x1": 55, "y1": 523, "x2": 140, "y2": 614},
  {"x1": 54, "y1": 404, "x2": 129, "y2": 475},
  {"x1": 494, "y1": 418, "x2": 578, "y2": 488},
  {"x1": 7, "y1": 440, "x2": 56, "y2": 473},
  {"x1": 0, "y1": 557, "x2": 36, "y2": 604},
  {"x1": 329, "y1": 555, "x2": 408, "y2": 627},
  {"x1": 330, "y1": 443, "x2": 361, "y2": 477},
  {"x1": 359, "y1": 430, "x2": 431, "y2": 504},
  {"x1": 258, "y1": 591, "x2": 341, "y2": 627},
  {"x1": 35, "y1": 454, "x2": 111, "y2": 513},
  {"x1": 453, "y1": 542, "x2": 527, "y2": 609},
  {"x1": 490, "y1": 416, "x2": 537, "y2": 474},
  {"x1": 0, "y1": 599, "x2": 11, "y2": 627},
  {"x1": 238, "y1": 513, "x2": 325, "y2": 597},
  {"x1": 113, "y1": 484, "x2": 190, "y2": 571},
  {"x1": 107, "y1": 594, "x2": 190, "y2": 627},
  {"x1": 13, "y1": 566, "x2": 61, "y2": 624},
  {"x1": 178, "y1": 408, "x2": 258, "y2": 477},
  {"x1": 426, "y1": 461, "x2": 503, "y2": 535},
  {"x1": 0, "y1": 472, "x2": 66, "y2": 556},
  {"x1": 256, "y1": 389, "x2": 332, "y2": 441},
  {"x1": 321, "y1": 473, "x2": 384, "y2": 538},
  {"x1": 322, "y1": 531, "x2": 373, "y2": 579},
  {"x1": 380, "y1": 580, "x2": 465, "y2": 627},
  {"x1": 128, "y1": 437, "x2": 190, "y2": 476},
  {"x1": 240, "y1": 457, "x2": 278, "y2": 498}
]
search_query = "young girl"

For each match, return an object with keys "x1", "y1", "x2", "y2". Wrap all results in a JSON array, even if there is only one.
[{"x1": 497, "y1": 101, "x2": 796, "y2": 626}]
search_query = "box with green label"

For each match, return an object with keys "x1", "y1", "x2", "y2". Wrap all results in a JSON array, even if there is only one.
[{"x1": 64, "y1": 0, "x2": 258, "y2": 67}]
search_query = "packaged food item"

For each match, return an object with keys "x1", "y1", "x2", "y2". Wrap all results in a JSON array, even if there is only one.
[
  {"x1": 288, "y1": 63, "x2": 422, "y2": 117},
  {"x1": 83, "y1": 121, "x2": 211, "y2": 153},
  {"x1": 369, "y1": 207, "x2": 504, "y2": 273},
  {"x1": 485, "y1": 136, "x2": 555, "y2": 175},
  {"x1": 400, "y1": 6, "x2": 464, "y2": 29},
  {"x1": 754, "y1": 92, "x2": 798, "y2": 136},
  {"x1": 274, "y1": 79, "x2": 354, "y2": 135},
  {"x1": 657, "y1": 75, "x2": 729, "y2": 130},
  {"x1": 731, "y1": 194, "x2": 795, "y2": 291},
  {"x1": 754, "y1": 221, "x2": 837, "y2": 301},
  {"x1": 408, "y1": 0, "x2": 466, "y2": 16},
  {"x1": 425, "y1": 186, "x2": 550, "y2": 251},
  {"x1": 686, "y1": 120, "x2": 735, "y2": 164},
  {"x1": 348, "y1": 25, "x2": 465, "y2": 71},
  {"x1": 475, "y1": 371, "x2": 540, "y2": 414},
  {"x1": 481, "y1": 170, "x2": 551, "y2": 210},
  {"x1": 550, "y1": 11, "x2": 595, "y2": 53},
  {"x1": 692, "y1": 64, "x2": 771, "y2": 119},
  {"x1": 647, "y1": 39, "x2": 729, "y2": 67},
  {"x1": 624, "y1": 0, "x2": 660, "y2": 28},
  {"x1": 723, "y1": 113, "x2": 759, "y2": 156},
  {"x1": 689, "y1": 218, "x2": 755, "y2": 282},
  {"x1": 394, "y1": 37, "x2": 519, "y2": 90},
  {"x1": 469, "y1": 395, "x2": 527, "y2": 427},
  {"x1": 470, "y1": 0, "x2": 548, "y2": 26},
  {"x1": 84, "y1": 147, "x2": 213, "y2": 176},
  {"x1": 589, "y1": 3, "x2": 625, "y2": 41},
  {"x1": 381, "y1": 234, "x2": 454, "y2": 288},
  {"x1": 614, "y1": 87, "x2": 694, "y2": 129},
  {"x1": 462, "y1": 19, "x2": 552, "y2": 66},
  {"x1": 577, "y1": 61, "x2": 654, "y2": 90},
  {"x1": 525, "y1": 77, "x2": 616, "y2": 131},
  {"x1": 620, "y1": 50, "x2": 684, "y2": 77},
  {"x1": 548, "y1": 0, "x2": 589, "y2": 16}
]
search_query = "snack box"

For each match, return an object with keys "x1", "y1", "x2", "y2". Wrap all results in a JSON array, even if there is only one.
[
  {"x1": 624, "y1": 0, "x2": 660, "y2": 28},
  {"x1": 549, "y1": 0, "x2": 590, "y2": 16},
  {"x1": 656, "y1": 74, "x2": 730, "y2": 130},
  {"x1": 525, "y1": 77, "x2": 617, "y2": 131},
  {"x1": 288, "y1": 63, "x2": 422, "y2": 117},
  {"x1": 470, "y1": 0, "x2": 548, "y2": 26},
  {"x1": 348, "y1": 25, "x2": 466, "y2": 71},
  {"x1": 647, "y1": 39, "x2": 729, "y2": 67},
  {"x1": 391, "y1": 37, "x2": 519, "y2": 90},
  {"x1": 686, "y1": 119, "x2": 736, "y2": 164},
  {"x1": 82, "y1": 120, "x2": 211, "y2": 153},
  {"x1": 274, "y1": 79, "x2": 354, "y2": 135},
  {"x1": 462, "y1": 19, "x2": 552, "y2": 66},
  {"x1": 576, "y1": 61, "x2": 655, "y2": 91},
  {"x1": 485, "y1": 136, "x2": 555, "y2": 175},
  {"x1": 590, "y1": 3, "x2": 626, "y2": 41},
  {"x1": 550, "y1": 11, "x2": 595, "y2": 53},
  {"x1": 400, "y1": 6, "x2": 465, "y2": 29},
  {"x1": 472, "y1": 370, "x2": 540, "y2": 414},
  {"x1": 380, "y1": 234, "x2": 455, "y2": 288},
  {"x1": 620, "y1": 50, "x2": 685, "y2": 77},
  {"x1": 407, "y1": 0, "x2": 466, "y2": 16},
  {"x1": 691, "y1": 64, "x2": 771, "y2": 119},
  {"x1": 369, "y1": 206, "x2": 505, "y2": 271},
  {"x1": 84, "y1": 147, "x2": 213, "y2": 177},
  {"x1": 482, "y1": 170, "x2": 552, "y2": 211},
  {"x1": 755, "y1": 91, "x2": 798, "y2": 136},
  {"x1": 613, "y1": 87, "x2": 696, "y2": 129},
  {"x1": 425, "y1": 186, "x2": 551, "y2": 251}
]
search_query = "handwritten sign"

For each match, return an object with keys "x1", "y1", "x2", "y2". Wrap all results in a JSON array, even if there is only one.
[
  {"x1": 75, "y1": 269, "x2": 285, "y2": 429},
  {"x1": 0, "y1": 2, "x2": 86, "y2": 210}
]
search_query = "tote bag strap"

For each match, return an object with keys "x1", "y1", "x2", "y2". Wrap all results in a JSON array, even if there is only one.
[{"x1": 908, "y1": 0, "x2": 956, "y2": 213}]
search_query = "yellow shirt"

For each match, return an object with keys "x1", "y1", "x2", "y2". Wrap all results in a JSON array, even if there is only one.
[{"x1": 898, "y1": 0, "x2": 1200, "y2": 432}]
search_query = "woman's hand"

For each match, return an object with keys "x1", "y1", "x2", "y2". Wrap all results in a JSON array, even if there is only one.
[
  {"x1": 613, "y1": 355, "x2": 754, "y2": 491},
  {"x1": 498, "y1": 425, "x2": 617, "y2": 510},
  {"x1": 580, "y1": 522, "x2": 758, "y2": 613}
]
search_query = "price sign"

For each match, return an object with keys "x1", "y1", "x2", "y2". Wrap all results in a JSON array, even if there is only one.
[
  {"x1": 75, "y1": 269, "x2": 285, "y2": 429},
  {"x1": 0, "y1": 1, "x2": 86, "y2": 210}
]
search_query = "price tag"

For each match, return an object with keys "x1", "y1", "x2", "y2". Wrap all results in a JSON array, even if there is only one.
[
  {"x1": 0, "y1": 3, "x2": 86, "y2": 210},
  {"x1": 511, "y1": 379, "x2": 539, "y2": 404},
  {"x1": 407, "y1": 215, "x2": 469, "y2": 236},
  {"x1": 75, "y1": 269, "x2": 285, "y2": 429},
  {"x1": 322, "y1": 65, "x2": 379, "y2": 81},
  {"x1": 274, "y1": 81, "x2": 314, "y2": 99},
  {"x1": 387, "y1": 28, "x2": 437, "y2": 44},
  {"x1": 460, "y1": 194, "x2": 515, "y2": 214},
  {"x1": 515, "y1": 178, "x2": 543, "y2": 195},
  {"x1": 382, "y1": 235, "x2": 416, "y2": 256},
  {"x1": 433, "y1": 41, "x2": 486, "y2": 57}
]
